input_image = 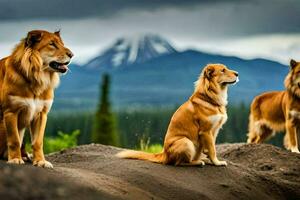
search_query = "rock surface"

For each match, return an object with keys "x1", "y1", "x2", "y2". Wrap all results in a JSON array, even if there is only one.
[{"x1": 1, "y1": 143, "x2": 300, "y2": 200}]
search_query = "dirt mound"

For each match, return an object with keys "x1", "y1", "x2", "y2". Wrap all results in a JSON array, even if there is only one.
[
  {"x1": 1, "y1": 143, "x2": 300, "y2": 200},
  {"x1": 0, "y1": 160, "x2": 116, "y2": 200}
]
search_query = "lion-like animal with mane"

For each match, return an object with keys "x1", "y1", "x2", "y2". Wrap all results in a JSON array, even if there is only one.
[{"x1": 0, "y1": 30, "x2": 73, "y2": 168}]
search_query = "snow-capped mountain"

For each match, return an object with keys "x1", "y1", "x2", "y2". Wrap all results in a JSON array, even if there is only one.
[{"x1": 85, "y1": 34, "x2": 177, "y2": 69}]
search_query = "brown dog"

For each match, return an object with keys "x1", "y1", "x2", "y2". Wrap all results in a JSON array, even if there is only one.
[
  {"x1": 0, "y1": 30, "x2": 73, "y2": 168},
  {"x1": 247, "y1": 59, "x2": 300, "y2": 153},
  {"x1": 117, "y1": 64, "x2": 238, "y2": 166}
]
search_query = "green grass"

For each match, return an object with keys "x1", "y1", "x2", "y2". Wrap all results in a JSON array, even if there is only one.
[
  {"x1": 138, "y1": 137, "x2": 163, "y2": 153},
  {"x1": 26, "y1": 130, "x2": 80, "y2": 154},
  {"x1": 142, "y1": 144, "x2": 163, "y2": 153}
]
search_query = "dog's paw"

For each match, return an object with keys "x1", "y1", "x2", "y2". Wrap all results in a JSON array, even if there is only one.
[
  {"x1": 213, "y1": 160, "x2": 227, "y2": 166},
  {"x1": 291, "y1": 147, "x2": 300, "y2": 153},
  {"x1": 33, "y1": 160, "x2": 53, "y2": 168},
  {"x1": 7, "y1": 158, "x2": 25, "y2": 165},
  {"x1": 193, "y1": 160, "x2": 205, "y2": 166},
  {"x1": 201, "y1": 157, "x2": 212, "y2": 164},
  {"x1": 200, "y1": 160, "x2": 206, "y2": 166}
]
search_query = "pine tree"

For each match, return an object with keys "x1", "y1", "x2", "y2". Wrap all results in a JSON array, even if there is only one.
[{"x1": 92, "y1": 73, "x2": 119, "y2": 146}]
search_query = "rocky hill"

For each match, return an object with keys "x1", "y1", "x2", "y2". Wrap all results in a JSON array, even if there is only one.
[{"x1": 1, "y1": 143, "x2": 300, "y2": 200}]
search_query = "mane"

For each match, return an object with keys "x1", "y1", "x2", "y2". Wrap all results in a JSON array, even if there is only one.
[
  {"x1": 10, "y1": 39, "x2": 59, "y2": 95},
  {"x1": 194, "y1": 70, "x2": 228, "y2": 106},
  {"x1": 284, "y1": 71, "x2": 300, "y2": 98}
]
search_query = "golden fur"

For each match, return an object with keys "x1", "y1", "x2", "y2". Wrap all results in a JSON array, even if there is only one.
[
  {"x1": 247, "y1": 59, "x2": 300, "y2": 153},
  {"x1": 116, "y1": 64, "x2": 238, "y2": 166},
  {"x1": 0, "y1": 30, "x2": 73, "y2": 168}
]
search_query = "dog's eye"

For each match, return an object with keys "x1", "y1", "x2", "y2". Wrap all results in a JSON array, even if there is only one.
[
  {"x1": 221, "y1": 69, "x2": 226, "y2": 73},
  {"x1": 49, "y1": 42, "x2": 57, "y2": 48}
]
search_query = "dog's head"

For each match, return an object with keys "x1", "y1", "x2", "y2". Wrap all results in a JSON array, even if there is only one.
[
  {"x1": 194, "y1": 64, "x2": 238, "y2": 105},
  {"x1": 285, "y1": 59, "x2": 300, "y2": 96},
  {"x1": 202, "y1": 64, "x2": 239, "y2": 87},
  {"x1": 24, "y1": 30, "x2": 73, "y2": 74}
]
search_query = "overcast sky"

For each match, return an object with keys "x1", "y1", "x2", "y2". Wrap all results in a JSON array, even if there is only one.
[{"x1": 0, "y1": 0, "x2": 299, "y2": 64}]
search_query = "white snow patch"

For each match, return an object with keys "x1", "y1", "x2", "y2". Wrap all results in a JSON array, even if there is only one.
[
  {"x1": 112, "y1": 52, "x2": 125, "y2": 66},
  {"x1": 152, "y1": 41, "x2": 168, "y2": 54},
  {"x1": 128, "y1": 37, "x2": 140, "y2": 63}
]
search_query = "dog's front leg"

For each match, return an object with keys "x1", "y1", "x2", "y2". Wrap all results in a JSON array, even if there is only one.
[
  {"x1": 30, "y1": 111, "x2": 53, "y2": 168},
  {"x1": 202, "y1": 132, "x2": 227, "y2": 166},
  {"x1": 285, "y1": 119, "x2": 299, "y2": 153},
  {"x1": 4, "y1": 112, "x2": 24, "y2": 164}
]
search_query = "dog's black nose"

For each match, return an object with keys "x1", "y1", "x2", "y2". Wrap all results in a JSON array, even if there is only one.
[
  {"x1": 234, "y1": 72, "x2": 239, "y2": 76},
  {"x1": 66, "y1": 50, "x2": 74, "y2": 58}
]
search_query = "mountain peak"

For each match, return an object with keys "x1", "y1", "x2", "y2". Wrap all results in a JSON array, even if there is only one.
[{"x1": 85, "y1": 33, "x2": 177, "y2": 69}]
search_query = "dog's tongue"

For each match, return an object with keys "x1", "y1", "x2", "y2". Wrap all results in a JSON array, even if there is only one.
[{"x1": 58, "y1": 64, "x2": 68, "y2": 71}]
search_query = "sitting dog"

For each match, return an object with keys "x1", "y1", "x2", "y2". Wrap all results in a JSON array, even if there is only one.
[
  {"x1": 0, "y1": 30, "x2": 73, "y2": 168},
  {"x1": 117, "y1": 64, "x2": 238, "y2": 166}
]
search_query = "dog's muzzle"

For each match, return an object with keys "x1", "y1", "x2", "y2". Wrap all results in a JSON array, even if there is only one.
[{"x1": 49, "y1": 61, "x2": 70, "y2": 73}]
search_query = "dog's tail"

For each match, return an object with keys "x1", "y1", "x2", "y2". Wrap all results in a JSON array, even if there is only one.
[{"x1": 116, "y1": 150, "x2": 165, "y2": 163}]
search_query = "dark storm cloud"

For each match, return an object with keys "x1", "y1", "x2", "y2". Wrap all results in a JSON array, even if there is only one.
[
  {"x1": 0, "y1": 0, "x2": 299, "y2": 39},
  {"x1": 0, "y1": 0, "x2": 240, "y2": 20}
]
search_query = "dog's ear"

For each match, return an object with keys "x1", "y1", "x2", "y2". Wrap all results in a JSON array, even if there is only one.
[
  {"x1": 290, "y1": 59, "x2": 298, "y2": 69},
  {"x1": 204, "y1": 67, "x2": 214, "y2": 79},
  {"x1": 25, "y1": 31, "x2": 42, "y2": 47},
  {"x1": 54, "y1": 30, "x2": 61, "y2": 37}
]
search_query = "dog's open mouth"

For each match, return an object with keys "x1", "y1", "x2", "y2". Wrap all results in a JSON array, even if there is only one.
[{"x1": 49, "y1": 61, "x2": 70, "y2": 73}]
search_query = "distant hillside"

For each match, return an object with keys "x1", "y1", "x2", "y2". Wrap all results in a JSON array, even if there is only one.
[{"x1": 53, "y1": 35, "x2": 288, "y2": 110}]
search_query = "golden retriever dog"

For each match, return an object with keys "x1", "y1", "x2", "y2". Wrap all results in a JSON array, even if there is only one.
[
  {"x1": 0, "y1": 30, "x2": 73, "y2": 168},
  {"x1": 117, "y1": 64, "x2": 238, "y2": 166},
  {"x1": 247, "y1": 59, "x2": 300, "y2": 153}
]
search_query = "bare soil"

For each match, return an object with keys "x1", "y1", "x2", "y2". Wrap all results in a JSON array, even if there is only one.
[{"x1": 1, "y1": 143, "x2": 300, "y2": 200}]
